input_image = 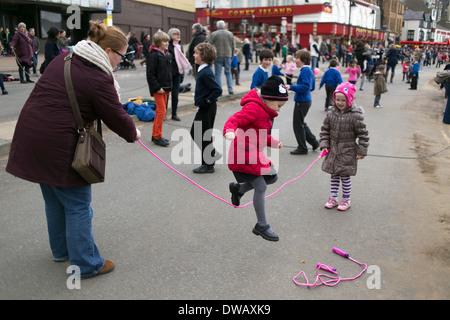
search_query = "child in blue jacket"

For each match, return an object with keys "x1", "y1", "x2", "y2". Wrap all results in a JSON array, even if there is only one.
[
  {"x1": 409, "y1": 56, "x2": 419, "y2": 90},
  {"x1": 251, "y1": 49, "x2": 274, "y2": 89},
  {"x1": 271, "y1": 58, "x2": 284, "y2": 77},
  {"x1": 319, "y1": 59, "x2": 342, "y2": 111},
  {"x1": 286, "y1": 49, "x2": 319, "y2": 155},
  {"x1": 231, "y1": 48, "x2": 240, "y2": 85}
]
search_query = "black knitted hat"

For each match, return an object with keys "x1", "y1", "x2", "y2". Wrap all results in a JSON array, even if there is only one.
[{"x1": 260, "y1": 76, "x2": 289, "y2": 101}]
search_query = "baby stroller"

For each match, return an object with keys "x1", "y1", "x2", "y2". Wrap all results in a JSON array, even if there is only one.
[
  {"x1": 116, "y1": 46, "x2": 136, "y2": 70},
  {"x1": 367, "y1": 49, "x2": 383, "y2": 81}
]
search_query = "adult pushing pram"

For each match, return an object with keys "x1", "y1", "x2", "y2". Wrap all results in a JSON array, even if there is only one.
[
  {"x1": 367, "y1": 48, "x2": 384, "y2": 81},
  {"x1": 116, "y1": 45, "x2": 136, "y2": 70}
]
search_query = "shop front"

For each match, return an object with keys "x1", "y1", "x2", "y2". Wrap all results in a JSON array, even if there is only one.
[
  {"x1": 295, "y1": 23, "x2": 386, "y2": 49},
  {"x1": 195, "y1": 5, "x2": 301, "y2": 40},
  {"x1": 195, "y1": 3, "x2": 386, "y2": 48}
]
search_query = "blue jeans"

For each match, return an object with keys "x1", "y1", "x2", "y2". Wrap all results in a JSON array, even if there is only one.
[
  {"x1": 32, "y1": 53, "x2": 38, "y2": 74},
  {"x1": 40, "y1": 184, "x2": 105, "y2": 278},
  {"x1": 311, "y1": 56, "x2": 318, "y2": 70},
  {"x1": 214, "y1": 56, "x2": 233, "y2": 93},
  {"x1": 18, "y1": 64, "x2": 31, "y2": 82}
]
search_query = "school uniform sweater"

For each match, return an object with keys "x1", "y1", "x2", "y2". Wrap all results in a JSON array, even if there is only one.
[
  {"x1": 289, "y1": 65, "x2": 315, "y2": 102},
  {"x1": 250, "y1": 66, "x2": 269, "y2": 89},
  {"x1": 319, "y1": 67, "x2": 343, "y2": 88},
  {"x1": 411, "y1": 61, "x2": 419, "y2": 75},
  {"x1": 272, "y1": 65, "x2": 284, "y2": 76}
]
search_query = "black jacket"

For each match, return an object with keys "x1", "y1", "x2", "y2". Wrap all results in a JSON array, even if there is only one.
[
  {"x1": 188, "y1": 30, "x2": 207, "y2": 65},
  {"x1": 146, "y1": 46, "x2": 173, "y2": 96}
]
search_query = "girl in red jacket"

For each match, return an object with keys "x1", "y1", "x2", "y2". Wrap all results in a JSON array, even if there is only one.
[{"x1": 224, "y1": 76, "x2": 288, "y2": 241}]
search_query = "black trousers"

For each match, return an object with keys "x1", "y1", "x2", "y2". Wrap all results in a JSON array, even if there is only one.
[
  {"x1": 324, "y1": 84, "x2": 336, "y2": 110},
  {"x1": 293, "y1": 101, "x2": 319, "y2": 152},
  {"x1": 410, "y1": 73, "x2": 418, "y2": 89},
  {"x1": 190, "y1": 101, "x2": 217, "y2": 165}
]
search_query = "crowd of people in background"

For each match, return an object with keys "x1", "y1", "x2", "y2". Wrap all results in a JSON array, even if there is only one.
[
  {"x1": 2, "y1": 19, "x2": 450, "y2": 123},
  {"x1": 1, "y1": 18, "x2": 449, "y2": 280}
]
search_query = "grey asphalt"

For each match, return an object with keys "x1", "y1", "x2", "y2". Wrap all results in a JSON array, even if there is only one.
[{"x1": 1, "y1": 59, "x2": 449, "y2": 301}]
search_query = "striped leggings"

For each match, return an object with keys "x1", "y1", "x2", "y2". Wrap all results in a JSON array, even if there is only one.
[{"x1": 330, "y1": 175, "x2": 351, "y2": 200}]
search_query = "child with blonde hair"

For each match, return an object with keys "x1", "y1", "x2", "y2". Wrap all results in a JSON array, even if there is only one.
[
  {"x1": 147, "y1": 30, "x2": 172, "y2": 146},
  {"x1": 272, "y1": 58, "x2": 284, "y2": 77},
  {"x1": 282, "y1": 55, "x2": 296, "y2": 85}
]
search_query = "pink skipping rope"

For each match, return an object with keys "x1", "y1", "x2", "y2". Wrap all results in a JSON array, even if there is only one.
[
  {"x1": 292, "y1": 248, "x2": 368, "y2": 288},
  {"x1": 138, "y1": 141, "x2": 367, "y2": 286},
  {"x1": 138, "y1": 140, "x2": 329, "y2": 209}
]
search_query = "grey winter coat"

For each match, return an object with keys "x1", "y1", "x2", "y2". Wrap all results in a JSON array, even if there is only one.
[{"x1": 319, "y1": 105, "x2": 369, "y2": 176}]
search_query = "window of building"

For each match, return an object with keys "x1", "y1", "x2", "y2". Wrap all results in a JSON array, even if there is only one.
[{"x1": 407, "y1": 30, "x2": 414, "y2": 41}]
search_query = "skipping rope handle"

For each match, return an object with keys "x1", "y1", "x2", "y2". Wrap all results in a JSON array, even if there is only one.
[
  {"x1": 332, "y1": 247, "x2": 350, "y2": 259},
  {"x1": 319, "y1": 148, "x2": 329, "y2": 158}
]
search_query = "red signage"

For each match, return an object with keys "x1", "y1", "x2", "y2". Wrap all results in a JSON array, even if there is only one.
[{"x1": 197, "y1": 4, "x2": 327, "y2": 19}]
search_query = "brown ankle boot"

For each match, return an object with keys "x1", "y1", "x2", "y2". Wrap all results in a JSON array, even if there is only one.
[{"x1": 98, "y1": 259, "x2": 115, "y2": 276}]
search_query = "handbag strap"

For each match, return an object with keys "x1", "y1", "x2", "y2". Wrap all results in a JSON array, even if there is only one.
[{"x1": 64, "y1": 52, "x2": 102, "y2": 136}]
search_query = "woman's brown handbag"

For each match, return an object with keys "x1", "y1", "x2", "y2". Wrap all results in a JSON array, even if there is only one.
[{"x1": 64, "y1": 52, "x2": 106, "y2": 184}]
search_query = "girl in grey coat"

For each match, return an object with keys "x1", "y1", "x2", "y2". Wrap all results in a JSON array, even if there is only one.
[{"x1": 319, "y1": 82, "x2": 369, "y2": 211}]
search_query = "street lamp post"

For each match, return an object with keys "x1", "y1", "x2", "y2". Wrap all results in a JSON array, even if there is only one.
[
  {"x1": 206, "y1": 1, "x2": 215, "y2": 36},
  {"x1": 348, "y1": 0, "x2": 356, "y2": 45},
  {"x1": 371, "y1": 9, "x2": 376, "y2": 47}
]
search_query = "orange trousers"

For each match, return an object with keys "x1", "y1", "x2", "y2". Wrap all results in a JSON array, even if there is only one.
[{"x1": 152, "y1": 92, "x2": 169, "y2": 139}]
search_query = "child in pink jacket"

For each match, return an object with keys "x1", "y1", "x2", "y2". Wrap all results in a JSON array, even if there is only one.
[
  {"x1": 224, "y1": 76, "x2": 288, "y2": 242},
  {"x1": 282, "y1": 55, "x2": 297, "y2": 85},
  {"x1": 344, "y1": 59, "x2": 361, "y2": 85}
]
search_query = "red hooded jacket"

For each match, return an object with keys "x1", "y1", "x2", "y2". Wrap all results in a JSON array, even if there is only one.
[{"x1": 223, "y1": 89, "x2": 280, "y2": 176}]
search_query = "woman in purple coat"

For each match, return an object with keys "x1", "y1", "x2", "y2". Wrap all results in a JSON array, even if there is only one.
[
  {"x1": 9, "y1": 22, "x2": 34, "y2": 83},
  {"x1": 6, "y1": 21, "x2": 141, "y2": 279}
]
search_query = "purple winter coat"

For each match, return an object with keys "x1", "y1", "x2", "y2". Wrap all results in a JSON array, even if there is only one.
[
  {"x1": 6, "y1": 52, "x2": 137, "y2": 187},
  {"x1": 9, "y1": 31, "x2": 33, "y2": 66}
]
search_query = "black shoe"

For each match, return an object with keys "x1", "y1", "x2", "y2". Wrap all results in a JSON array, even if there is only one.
[
  {"x1": 2, "y1": 91, "x2": 8, "y2": 95},
  {"x1": 252, "y1": 223, "x2": 279, "y2": 241},
  {"x1": 152, "y1": 136, "x2": 170, "y2": 147},
  {"x1": 229, "y1": 182, "x2": 243, "y2": 206},
  {"x1": 26, "y1": 79, "x2": 34, "y2": 83},
  {"x1": 172, "y1": 115, "x2": 181, "y2": 121},
  {"x1": 290, "y1": 148, "x2": 308, "y2": 155},
  {"x1": 20, "y1": 81, "x2": 27, "y2": 84},
  {"x1": 193, "y1": 164, "x2": 214, "y2": 173},
  {"x1": 229, "y1": 91, "x2": 234, "y2": 95}
]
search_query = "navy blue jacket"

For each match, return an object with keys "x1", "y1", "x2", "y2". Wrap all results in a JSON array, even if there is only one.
[{"x1": 194, "y1": 65, "x2": 222, "y2": 106}]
